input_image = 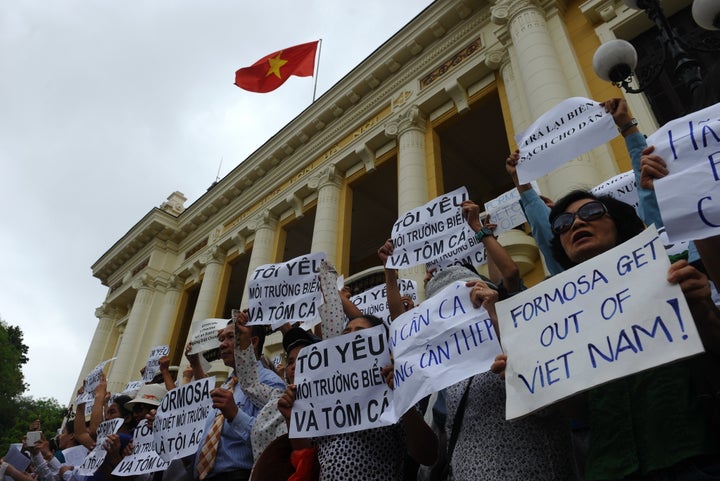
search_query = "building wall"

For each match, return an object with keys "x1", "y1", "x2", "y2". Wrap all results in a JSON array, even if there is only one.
[{"x1": 75, "y1": 0, "x2": 669, "y2": 399}]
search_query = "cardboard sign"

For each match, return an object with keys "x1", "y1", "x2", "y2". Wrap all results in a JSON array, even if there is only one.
[
  {"x1": 385, "y1": 281, "x2": 503, "y2": 420},
  {"x1": 516, "y1": 97, "x2": 617, "y2": 184},
  {"x1": 112, "y1": 420, "x2": 170, "y2": 476},
  {"x1": 350, "y1": 279, "x2": 418, "y2": 326},
  {"x1": 152, "y1": 377, "x2": 215, "y2": 462},
  {"x1": 388, "y1": 187, "x2": 474, "y2": 269},
  {"x1": 247, "y1": 252, "x2": 326, "y2": 328},
  {"x1": 496, "y1": 226, "x2": 704, "y2": 420},
  {"x1": 289, "y1": 325, "x2": 393, "y2": 438}
]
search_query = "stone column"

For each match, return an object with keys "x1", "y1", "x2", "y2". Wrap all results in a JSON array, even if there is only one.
[
  {"x1": 240, "y1": 213, "x2": 278, "y2": 308},
  {"x1": 492, "y1": 0, "x2": 605, "y2": 197},
  {"x1": 191, "y1": 246, "x2": 226, "y2": 323},
  {"x1": 385, "y1": 105, "x2": 429, "y2": 215},
  {"x1": 107, "y1": 275, "x2": 156, "y2": 392},
  {"x1": 73, "y1": 304, "x2": 117, "y2": 395},
  {"x1": 309, "y1": 165, "x2": 343, "y2": 263},
  {"x1": 385, "y1": 105, "x2": 430, "y2": 299},
  {"x1": 150, "y1": 275, "x2": 184, "y2": 346}
]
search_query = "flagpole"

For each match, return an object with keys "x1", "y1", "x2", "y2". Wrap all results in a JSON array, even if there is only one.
[{"x1": 312, "y1": 39, "x2": 322, "y2": 103}]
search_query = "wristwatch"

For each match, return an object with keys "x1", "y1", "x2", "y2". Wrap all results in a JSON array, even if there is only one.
[
  {"x1": 474, "y1": 227, "x2": 495, "y2": 242},
  {"x1": 618, "y1": 118, "x2": 638, "y2": 133}
]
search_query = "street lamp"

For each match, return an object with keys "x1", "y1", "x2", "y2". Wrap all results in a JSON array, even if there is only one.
[{"x1": 592, "y1": 0, "x2": 720, "y2": 112}]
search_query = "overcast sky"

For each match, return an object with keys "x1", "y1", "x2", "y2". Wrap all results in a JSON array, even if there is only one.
[{"x1": 0, "y1": 0, "x2": 435, "y2": 405}]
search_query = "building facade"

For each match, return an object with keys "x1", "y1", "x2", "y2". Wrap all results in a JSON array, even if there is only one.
[{"x1": 76, "y1": 0, "x2": 697, "y2": 395}]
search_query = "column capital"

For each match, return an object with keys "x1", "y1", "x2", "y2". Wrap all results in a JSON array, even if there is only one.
[
  {"x1": 384, "y1": 105, "x2": 427, "y2": 138},
  {"x1": 95, "y1": 303, "x2": 119, "y2": 320},
  {"x1": 484, "y1": 48, "x2": 507, "y2": 71},
  {"x1": 249, "y1": 211, "x2": 278, "y2": 232},
  {"x1": 308, "y1": 164, "x2": 342, "y2": 190},
  {"x1": 131, "y1": 273, "x2": 155, "y2": 291},
  {"x1": 200, "y1": 245, "x2": 226, "y2": 266}
]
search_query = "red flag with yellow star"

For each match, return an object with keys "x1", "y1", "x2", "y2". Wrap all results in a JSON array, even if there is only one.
[{"x1": 234, "y1": 41, "x2": 319, "y2": 93}]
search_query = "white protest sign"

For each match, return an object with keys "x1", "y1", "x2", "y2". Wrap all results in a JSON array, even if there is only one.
[
  {"x1": 350, "y1": 279, "x2": 418, "y2": 326},
  {"x1": 648, "y1": 102, "x2": 720, "y2": 241},
  {"x1": 426, "y1": 240, "x2": 487, "y2": 272},
  {"x1": 4, "y1": 444, "x2": 31, "y2": 473},
  {"x1": 289, "y1": 325, "x2": 393, "y2": 438},
  {"x1": 187, "y1": 319, "x2": 226, "y2": 356},
  {"x1": 112, "y1": 420, "x2": 170, "y2": 476},
  {"x1": 484, "y1": 181, "x2": 541, "y2": 234},
  {"x1": 515, "y1": 97, "x2": 617, "y2": 184},
  {"x1": 496, "y1": 226, "x2": 704, "y2": 420},
  {"x1": 247, "y1": 252, "x2": 326, "y2": 328},
  {"x1": 385, "y1": 282, "x2": 502, "y2": 420},
  {"x1": 388, "y1": 187, "x2": 473, "y2": 269},
  {"x1": 143, "y1": 345, "x2": 170, "y2": 382},
  {"x1": 152, "y1": 376, "x2": 215, "y2": 462},
  {"x1": 119, "y1": 380, "x2": 145, "y2": 399},
  {"x1": 591, "y1": 171, "x2": 639, "y2": 211},
  {"x1": 76, "y1": 418, "x2": 124, "y2": 475},
  {"x1": 77, "y1": 358, "x2": 116, "y2": 405},
  {"x1": 61, "y1": 445, "x2": 89, "y2": 468}
]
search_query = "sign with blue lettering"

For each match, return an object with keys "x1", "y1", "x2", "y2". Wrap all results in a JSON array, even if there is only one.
[
  {"x1": 247, "y1": 252, "x2": 326, "y2": 328},
  {"x1": 649, "y1": 102, "x2": 720, "y2": 242},
  {"x1": 384, "y1": 281, "x2": 502, "y2": 421},
  {"x1": 484, "y1": 181, "x2": 540, "y2": 234},
  {"x1": 289, "y1": 325, "x2": 393, "y2": 438},
  {"x1": 388, "y1": 187, "x2": 474, "y2": 269},
  {"x1": 153, "y1": 376, "x2": 215, "y2": 462},
  {"x1": 496, "y1": 226, "x2": 704, "y2": 420},
  {"x1": 515, "y1": 97, "x2": 617, "y2": 184}
]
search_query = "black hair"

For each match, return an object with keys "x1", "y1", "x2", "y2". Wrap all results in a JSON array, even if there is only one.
[
  {"x1": 112, "y1": 395, "x2": 134, "y2": 419},
  {"x1": 549, "y1": 190, "x2": 645, "y2": 269},
  {"x1": 251, "y1": 325, "x2": 268, "y2": 357}
]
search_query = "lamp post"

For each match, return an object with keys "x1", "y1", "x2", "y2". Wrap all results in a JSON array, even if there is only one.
[{"x1": 592, "y1": 0, "x2": 720, "y2": 114}]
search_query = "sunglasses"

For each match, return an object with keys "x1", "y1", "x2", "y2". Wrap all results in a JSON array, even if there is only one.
[{"x1": 552, "y1": 201, "x2": 608, "y2": 234}]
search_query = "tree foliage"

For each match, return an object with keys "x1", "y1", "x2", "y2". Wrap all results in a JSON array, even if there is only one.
[{"x1": 0, "y1": 320, "x2": 67, "y2": 454}]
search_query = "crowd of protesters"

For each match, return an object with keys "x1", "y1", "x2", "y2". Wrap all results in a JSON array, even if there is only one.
[{"x1": 2, "y1": 98, "x2": 719, "y2": 481}]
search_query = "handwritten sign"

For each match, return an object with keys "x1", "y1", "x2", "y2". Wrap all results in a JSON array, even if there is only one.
[
  {"x1": 61, "y1": 445, "x2": 89, "y2": 469},
  {"x1": 496, "y1": 226, "x2": 704, "y2": 420},
  {"x1": 350, "y1": 279, "x2": 418, "y2": 326},
  {"x1": 591, "y1": 171, "x2": 639, "y2": 211},
  {"x1": 289, "y1": 325, "x2": 393, "y2": 438},
  {"x1": 143, "y1": 345, "x2": 170, "y2": 382},
  {"x1": 187, "y1": 319, "x2": 225, "y2": 356},
  {"x1": 484, "y1": 182, "x2": 540, "y2": 234},
  {"x1": 515, "y1": 97, "x2": 617, "y2": 184},
  {"x1": 112, "y1": 420, "x2": 170, "y2": 476},
  {"x1": 152, "y1": 377, "x2": 214, "y2": 462},
  {"x1": 76, "y1": 418, "x2": 124, "y2": 475},
  {"x1": 388, "y1": 187, "x2": 473, "y2": 269},
  {"x1": 247, "y1": 252, "x2": 326, "y2": 328},
  {"x1": 385, "y1": 282, "x2": 502, "y2": 420},
  {"x1": 649, "y1": 102, "x2": 720, "y2": 241}
]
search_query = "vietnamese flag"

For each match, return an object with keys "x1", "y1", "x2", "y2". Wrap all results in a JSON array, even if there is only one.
[{"x1": 234, "y1": 41, "x2": 319, "y2": 93}]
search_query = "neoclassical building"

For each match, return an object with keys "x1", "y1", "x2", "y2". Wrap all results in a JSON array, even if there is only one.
[{"x1": 76, "y1": 0, "x2": 708, "y2": 395}]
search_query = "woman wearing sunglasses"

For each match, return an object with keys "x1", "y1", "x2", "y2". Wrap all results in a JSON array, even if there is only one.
[{"x1": 544, "y1": 190, "x2": 720, "y2": 481}]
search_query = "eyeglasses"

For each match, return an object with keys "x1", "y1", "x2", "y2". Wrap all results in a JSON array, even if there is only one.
[{"x1": 551, "y1": 201, "x2": 608, "y2": 234}]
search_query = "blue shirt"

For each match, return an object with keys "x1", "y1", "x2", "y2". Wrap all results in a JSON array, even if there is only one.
[
  {"x1": 194, "y1": 362, "x2": 285, "y2": 476},
  {"x1": 519, "y1": 189, "x2": 564, "y2": 276}
]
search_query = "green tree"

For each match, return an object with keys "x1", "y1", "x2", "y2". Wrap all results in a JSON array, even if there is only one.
[{"x1": 0, "y1": 320, "x2": 67, "y2": 454}]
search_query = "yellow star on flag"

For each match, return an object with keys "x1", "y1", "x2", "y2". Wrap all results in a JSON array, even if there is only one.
[{"x1": 266, "y1": 53, "x2": 288, "y2": 79}]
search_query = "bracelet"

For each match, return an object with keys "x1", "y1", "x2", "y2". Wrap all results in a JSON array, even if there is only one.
[
  {"x1": 618, "y1": 118, "x2": 638, "y2": 133},
  {"x1": 474, "y1": 227, "x2": 496, "y2": 242}
]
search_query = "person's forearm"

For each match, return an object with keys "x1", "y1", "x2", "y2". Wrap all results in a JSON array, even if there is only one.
[
  {"x1": 385, "y1": 269, "x2": 404, "y2": 321},
  {"x1": 482, "y1": 236, "x2": 520, "y2": 293},
  {"x1": 400, "y1": 408, "x2": 438, "y2": 466}
]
